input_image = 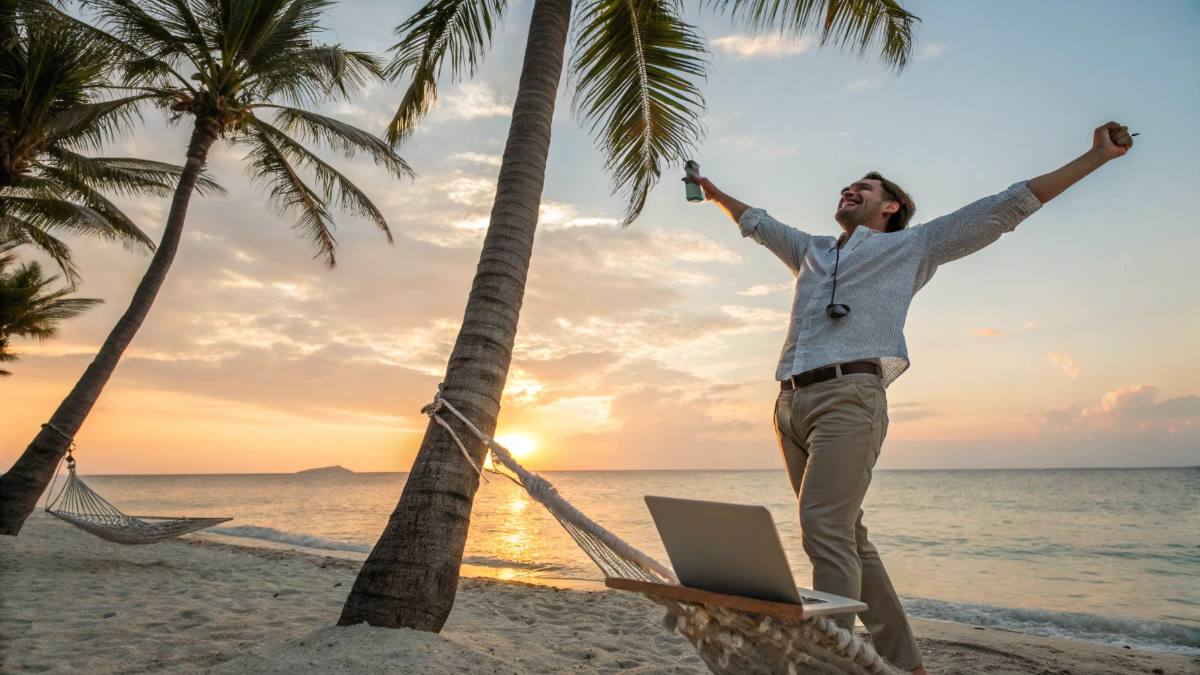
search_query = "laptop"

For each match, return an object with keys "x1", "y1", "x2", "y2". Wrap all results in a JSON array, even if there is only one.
[{"x1": 645, "y1": 495, "x2": 866, "y2": 616}]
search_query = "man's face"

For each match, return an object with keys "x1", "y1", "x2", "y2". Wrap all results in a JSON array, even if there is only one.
[{"x1": 834, "y1": 178, "x2": 895, "y2": 229}]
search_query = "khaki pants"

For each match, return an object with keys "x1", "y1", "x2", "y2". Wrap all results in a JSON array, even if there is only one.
[{"x1": 774, "y1": 372, "x2": 922, "y2": 670}]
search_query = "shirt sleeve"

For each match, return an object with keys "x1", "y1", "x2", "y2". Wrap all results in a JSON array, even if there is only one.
[
  {"x1": 917, "y1": 181, "x2": 1043, "y2": 269},
  {"x1": 738, "y1": 208, "x2": 812, "y2": 275}
]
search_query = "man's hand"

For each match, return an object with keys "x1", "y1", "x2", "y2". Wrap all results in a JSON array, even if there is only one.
[
  {"x1": 1092, "y1": 121, "x2": 1134, "y2": 161},
  {"x1": 685, "y1": 174, "x2": 754, "y2": 223},
  {"x1": 682, "y1": 173, "x2": 717, "y2": 201},
  {"x1": 1028, "y1": 120, "x2": 1135, "y2": 204}
]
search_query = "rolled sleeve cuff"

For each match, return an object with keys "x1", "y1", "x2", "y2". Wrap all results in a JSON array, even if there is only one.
[
  {"x1": 738, "y1": 207, "x2": 767, "y2": 238},
  {"x1": 1005, "y1": 180, "x2": 1043, "y2": 228}
]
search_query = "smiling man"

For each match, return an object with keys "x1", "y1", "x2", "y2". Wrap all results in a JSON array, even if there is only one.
[{"x1": 688, "y1": 122, "x2": 1135, "y2": 673}]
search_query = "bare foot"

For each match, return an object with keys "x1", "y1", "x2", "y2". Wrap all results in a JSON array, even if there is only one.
[{"x1": 910, "y1": 666, "x2": 929, "y2": 675}]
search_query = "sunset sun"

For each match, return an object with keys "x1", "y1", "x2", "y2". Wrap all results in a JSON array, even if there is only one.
[{"x1": 494, "y1": 433, "x2": 539, "y2": 460}]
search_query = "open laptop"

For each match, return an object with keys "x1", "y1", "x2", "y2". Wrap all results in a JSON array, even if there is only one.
[{"x1": 645, "y1": 495, "x2": 866, "y2": 616}]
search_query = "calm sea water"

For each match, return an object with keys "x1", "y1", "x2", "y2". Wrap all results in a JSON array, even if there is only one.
[{"x1": 67, "y1": 468, "x2": 1199, "y2": 655}]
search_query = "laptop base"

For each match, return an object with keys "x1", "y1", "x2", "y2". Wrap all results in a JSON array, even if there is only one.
[{"x1": 605, "y1": 577, "x2": 866, "y2": 620}]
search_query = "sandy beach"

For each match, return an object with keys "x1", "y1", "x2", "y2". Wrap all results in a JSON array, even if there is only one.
[{"x1": 2, "y1": 512, "x2": 1195, "y2": 674}]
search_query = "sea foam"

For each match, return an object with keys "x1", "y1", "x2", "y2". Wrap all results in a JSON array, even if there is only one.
[
  {"x1": 904, "y1": 596, "x2": 1200, "y2": 656},
  {"x1": 210, "y1": 525, "x2": 370, "y2": 554}
]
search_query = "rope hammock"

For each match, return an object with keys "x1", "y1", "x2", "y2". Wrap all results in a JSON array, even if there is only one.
[
  {"x1": 42, "y1": 424, "x2": 231, "y2": 545},
  {"x1": 424, "y1": 390, "x2": 904, "y2": 675}
]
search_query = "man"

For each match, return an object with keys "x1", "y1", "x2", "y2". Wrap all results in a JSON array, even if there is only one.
[{"x1": 687, "y1": 121, "x2": 1134, "y2": 673}]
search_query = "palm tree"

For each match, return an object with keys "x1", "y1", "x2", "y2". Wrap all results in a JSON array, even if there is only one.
[
  {"x1": 339, "y1": 0, "x2": 918, "y2": 630},
  {"x1": 0, "y1": 242, "x2": 101, "y2": 376},
  {"x1": 0, "y1": 0, "x2": 414, "y2": 535},
  {"x1": 0, "y1": 1, "x2": 219, "y2": 284}
]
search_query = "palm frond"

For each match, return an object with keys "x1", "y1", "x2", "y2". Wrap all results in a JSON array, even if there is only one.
[
  {"x1": 32, "y1": 165, "x2": 157, "y2": 251},
  {"x1": 252, "y1": 46, "x2": 385, "y2": 107},
  {"x1": 2, "y1": 195, "x2": 140, "y2": 247},
  {"x1": 235, "y1": 0, "x2": 337, "y2": 83},
  {"x1": 148, "y1": 0, "x2": 222, "y2": 76},
  {"x1": 259, "y1": 104, "x2": 414, "y2": 178},
  {"x1": 0, "y1": 255, "x2": 100, "y2": 375},
  {"x1": 42, "y1": 149, "x2": 226, "y2": 198},
  {"x1": 79, "y1": 0, "x2": 205, "y2": 86},
  {"x1": 241, "y1": 121, "x2": 339, "y2": 267},
  {"x1": 571, "y1": 0, "x2": 708, "y2": 224},
  {"x1": 42, "y1": 94, "x2": 155, "y2": 150},
  {"x1": 702, "y1": 0, "x2": 919, "y2": 71},
  {"x1": 246, "y1": 115, "x2": 392, "y2": 243},
  {"x1": 384, "y1": 0, "x2": 509, "y2": 145},
  {"x1": 0, "y1": 215, "x2": 80, "y2": 286}
]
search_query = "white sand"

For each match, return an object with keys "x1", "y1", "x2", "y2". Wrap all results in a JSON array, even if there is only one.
[{"x1": 2, "y1": 512, "x2": 1195, "y2": 674}]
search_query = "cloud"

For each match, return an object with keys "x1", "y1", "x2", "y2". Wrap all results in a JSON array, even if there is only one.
[
  {"x1": 738, "y1": 282, "x2": 792, "y2": 296},
  {"x1": 1047, "y1": 352, "x2": 1081, "y2": 379},
  {"x1": 844, "y1": 79, "x2": 875, "y2": 92},
  {"x1": 971, "y1": 328, "x2": 1002, "y2": 337},
  {"x1": 887, "y1": 402, "x2": 940, "y2": 422},
  {"x1": 916, "y1": 43, "x2": 947, "y2": 61},
  {"x1": 720, "y1": 305, "x2": 790, "y2": 329},
  {"x1": 711, "y1": 34, "x2": 813, "y2": 60},
  {"x1": 715, "y1": 134, "x2": 800, "y2": 158},
  {"x1": 450, "y1": 151, "x2": 503, "y2": 167},
  {"x1": 1022, "y1": 321, "x2": 1036, "y2": 331},
  {"x1": 1030, "y1": 385, "x2": 1200, "y2": 435},
  {"x1": 538, "y1": 201, "x2": 621, "y2": 231},
  {"x1": 561, "y1": 385, "x2": 763, "y2": 469},
  {"x1": 439, "y1": 83, "x2": 512, "y2": 120}
]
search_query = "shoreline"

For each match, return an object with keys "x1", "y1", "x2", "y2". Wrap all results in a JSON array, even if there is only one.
[{"x1": 3, "y1": 513, "x2": 1197, "y2": 674}]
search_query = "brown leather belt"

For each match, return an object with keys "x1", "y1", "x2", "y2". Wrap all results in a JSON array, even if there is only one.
[{"x1": 780, "y1": 360, "x2": 881, "y2": 391}]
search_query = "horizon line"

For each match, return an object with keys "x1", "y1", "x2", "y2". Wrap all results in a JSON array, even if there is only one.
[{"x1": 75, "y1": 464, "x2": 1200, "y2": 478}]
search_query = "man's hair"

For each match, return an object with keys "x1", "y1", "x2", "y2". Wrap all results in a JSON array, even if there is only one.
[{"x1": 863, "y1": 171, "x2": 915, "y2": 232}]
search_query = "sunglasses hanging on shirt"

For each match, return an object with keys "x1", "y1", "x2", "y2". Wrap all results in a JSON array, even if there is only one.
[{"x1": 826, "y1": 238, "x2": 850, "y2": 319}]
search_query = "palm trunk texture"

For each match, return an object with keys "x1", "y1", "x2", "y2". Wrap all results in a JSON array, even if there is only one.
[
  {"x1": 338, "y1": 0, "x2": 573, "y2": 631},
  {"x1": 0, "y1": 119, "x2": 219, "y2": 535}
]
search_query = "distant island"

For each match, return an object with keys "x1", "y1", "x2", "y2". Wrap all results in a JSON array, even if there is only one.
[{"x1": 296, "y1": 465, "x2": 355, "y2": 475}]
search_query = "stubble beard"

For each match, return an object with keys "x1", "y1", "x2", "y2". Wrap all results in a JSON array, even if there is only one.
[{"x1": 834, "y1": 201, "x2": 877, "y2": 230}]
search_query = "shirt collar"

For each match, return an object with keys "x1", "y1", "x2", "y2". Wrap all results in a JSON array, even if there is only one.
[{"x1": 829, "y1": 225, "x2": 874, "y2": 253}]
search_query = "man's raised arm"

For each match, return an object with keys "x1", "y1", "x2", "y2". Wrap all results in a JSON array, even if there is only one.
[
  {"x1": 1027, "y1": 121, "x2": 1134, "y2": 203},
  {"x1": 693, "y1": 176, "x2": 753, "y2": 224},
  {"x1": 691, "y1": 175, "x2": 812, "y2": 274},
  {"x1": 919, "y1": 121, "x2": 1134, "y2": 270}
]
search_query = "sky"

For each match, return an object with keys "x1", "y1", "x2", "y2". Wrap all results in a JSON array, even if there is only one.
[{"x1": 2, "y1": 0, "x2": 1198, "y2": 474}]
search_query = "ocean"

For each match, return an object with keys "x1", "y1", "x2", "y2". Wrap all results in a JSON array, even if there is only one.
[{"x1": 63, "y1": 467, "x2": 1200, "y2": 656}]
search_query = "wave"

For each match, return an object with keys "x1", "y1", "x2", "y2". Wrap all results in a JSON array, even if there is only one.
[
  {"x1": 463, "y1": 555, "x2": 567, "y2": 573},
  {"x1": 903, "y1": 596, "x2": 1200, "y2": 655},
  {"x1": 209, "y1": 525, "x2": 370, "y2": 554}
]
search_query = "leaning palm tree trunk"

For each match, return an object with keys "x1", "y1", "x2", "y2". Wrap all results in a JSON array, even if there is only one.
[
  {"x1": 0, "y1": 119, "x2": 219, "y2": 535},
  {"x1": 338, "y1": 0, "x2": 572, "y2": 631}
]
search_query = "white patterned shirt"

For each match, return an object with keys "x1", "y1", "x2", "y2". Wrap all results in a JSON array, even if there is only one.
[{"x1": 739, "y1": 181, "x2": 1043, "y2": 387}]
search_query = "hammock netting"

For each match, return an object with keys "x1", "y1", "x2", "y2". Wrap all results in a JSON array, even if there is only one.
[
  {"x1": 45, "y1": 458, "x2": 230, "y2": 545},
  {"x1": 425, "y1": 394, "x2": 904, "y2": 675}
]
